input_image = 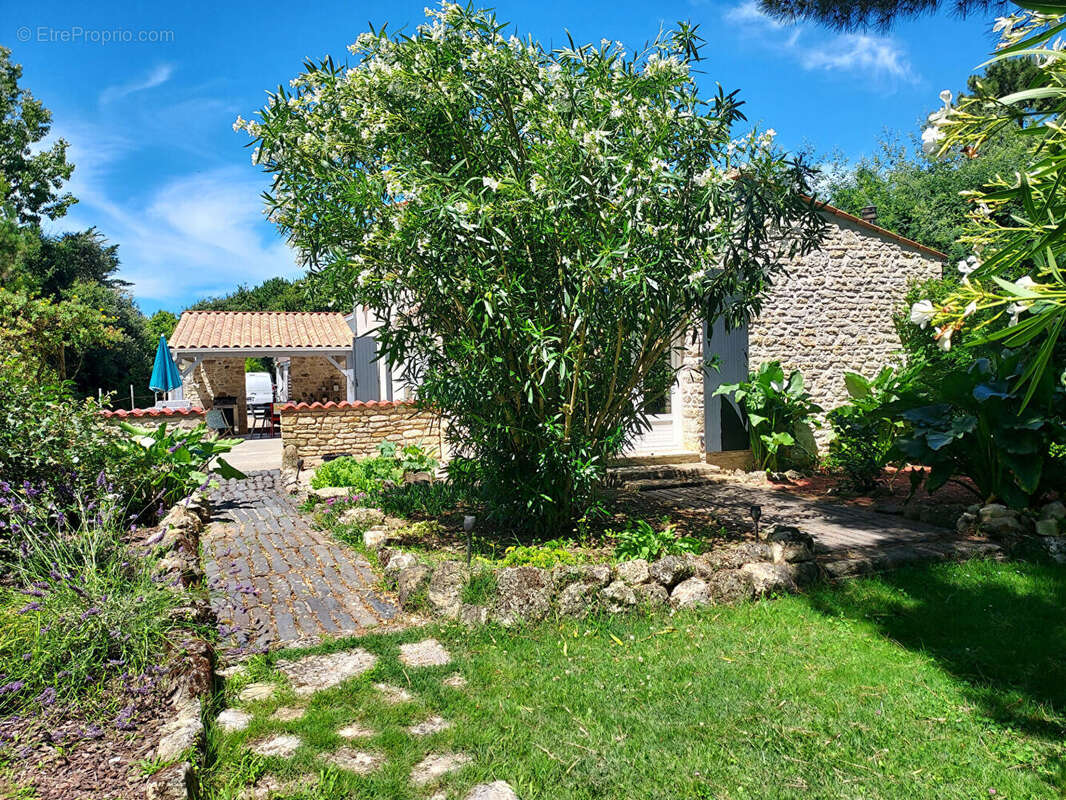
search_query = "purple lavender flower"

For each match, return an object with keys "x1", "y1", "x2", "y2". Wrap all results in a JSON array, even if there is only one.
[
  {"x1": 0, "y1": 680, "x2": 26, "y2": 694},
  {"x1": 35, "y1": 687, "x2": 56, "y2": 706},
  {"x1": 17, "y1": 603, "x2": 41, "y2": 614},
  {"x1": 79, "y1": 607, "x2": 101, "y2": 620},
  {"x1": 20, "y1": 653, "x2": 31, "y2": 662}
]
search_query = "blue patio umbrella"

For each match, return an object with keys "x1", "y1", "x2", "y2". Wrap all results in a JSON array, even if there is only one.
[{"x1": 149, "y1": 335, "x2": 183, "y2": 395}]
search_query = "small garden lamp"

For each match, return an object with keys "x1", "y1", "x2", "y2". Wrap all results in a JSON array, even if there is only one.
[
  {"x1": 750, "y1": 504, "x2": 762, "y2": 541},
  {"x1": 463, "y1": 515, "x2": 476, "y2": 565}
]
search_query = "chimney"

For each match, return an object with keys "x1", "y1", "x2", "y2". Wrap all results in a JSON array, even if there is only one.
[{"x1": 860, "y1": 206, "x2": 877, "y2": 223}]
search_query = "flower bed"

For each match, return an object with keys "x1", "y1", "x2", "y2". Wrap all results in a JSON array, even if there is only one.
[
  {"x1": 356, "y1": 512, "x2": 820, "y2": 626},
  {"x1": 0, "y1": 493, "x2": 216, "y2": 800}
]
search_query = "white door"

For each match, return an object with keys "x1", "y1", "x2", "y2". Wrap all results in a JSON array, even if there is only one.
[{"x1": 625, "y1": 345, "x2": 683, "y2": 455}]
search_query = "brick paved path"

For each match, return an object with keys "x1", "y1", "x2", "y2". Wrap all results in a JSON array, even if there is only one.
[
  {"x1": 205, "y1": 470, "x2": 401, "y2": 655},
  {"x1": 639, "y1": 480, "x2": 1000, "y2": 575}
]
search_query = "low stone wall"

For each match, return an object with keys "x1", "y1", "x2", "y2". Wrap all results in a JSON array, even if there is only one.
[
  {"x1": 141, "y1": 493, "x2": 215, "y2": 800},
  {"x1": 101, "y1": 407, "x2": 206, "y2": 430},
  {"x1": 358, "y1": 516, "x2": 819, "y2": 626},
  {"x1": 279, "y1": 400, "x2": 443, "y2": 469}
]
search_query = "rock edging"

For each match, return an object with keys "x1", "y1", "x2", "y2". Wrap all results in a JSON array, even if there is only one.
[
  {"x1": 367, "y1": 524, "x2": 820, "y2": 627},
  {"x1": 144, "y1": 492, "x2": 216, "y2": 800}
]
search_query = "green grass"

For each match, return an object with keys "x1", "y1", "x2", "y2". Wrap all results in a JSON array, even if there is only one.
[{"x1": 204, "y1": 559, "x2": 1066, "y2": 799}]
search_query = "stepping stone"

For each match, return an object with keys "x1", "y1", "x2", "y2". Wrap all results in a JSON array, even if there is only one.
[
  {"x1": 337, "y1": 722, "x2": 375, "y2": 739},
  {"x1": 238, "y1": 774, "x2": 301, "y2": 800},
  {"x1": 442, "y1": 674, "x2": 467, "y2": 689},
  {"x1": 408, "y1": 715, "x2": 452, "y2": 736},
  {"x1": 216, "y1": 708, "x2": 253, "y2": 733},
  {"x1": 373, "y1": 682, "x2": 413, "y2": 704},
  {"x1": 467, "y1": 783, "x2": 519, "y2": 800},
  {"x1": 410, "y1": 752, "x2": 473, "y2": 785},
  {"x1": 399, "y1": 639, "x2": 452, "y2": 668},
  {"x1": 238, "y1": 682, "x2": 277, "y2": 703},
  {"x1": 249, "y1": 734, "x2": 301, "y2": 758},
  {"x1": 271, "y1": 707, "x2": 305, "y2": 722},
  {"x1": 276, "y1": 649, "x2": 377, "y2": 697},
  {"x1": 218, "y1": 663, "x2": 248, "y2": 679},
  {"x1": 321, "y1": 747, "x2": 383, "y2": 774}
]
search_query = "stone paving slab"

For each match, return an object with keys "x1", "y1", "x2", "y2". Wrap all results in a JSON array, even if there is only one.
[
  {"x1": 637, "y1": 479, "x2": 1000, "y2": 571},
  {"x1": 206, "y1": 470, "x2": 402, "y2": 656}
]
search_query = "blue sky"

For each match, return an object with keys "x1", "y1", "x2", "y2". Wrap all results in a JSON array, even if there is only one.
[{"x1": 9, "y1": 0, "x2": 997, "y2": 314}]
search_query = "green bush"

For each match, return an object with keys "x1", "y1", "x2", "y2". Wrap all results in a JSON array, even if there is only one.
[
  {"x1": 826, "y1": 366, "x2": 912, "y2": 491},
  {"x1": 377, "y1": 481, "x2": 467, "y2": 519},
  {"x1": 612, "y1": 519, "x2": 701, "y2": 561},
  {"x1": 888, "y1": 348, "x2": 1066, "y2": 508},
  {"x1": 309, "y1": 441, "x2": 438, "y2": 493},
  {"x1": 713, "y1": 361, "x2": 822, "y2": 472},
  {"x1": 497, "y1": 540, "x2": 584, "y2": 569}
]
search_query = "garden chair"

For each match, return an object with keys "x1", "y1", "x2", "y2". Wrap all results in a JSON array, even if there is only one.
[
  {"x1": 205, "y1": 408, "x2": 232, "y2": 437},
  {"x1": 249, "y1": 404, "x2": 274, "y2": 438}
]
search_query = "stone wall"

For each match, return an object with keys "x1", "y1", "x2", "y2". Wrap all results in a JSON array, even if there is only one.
[
  {"x1": 676, "y1": 210, "x2": 945, "y2": 454},
  {"x1": 289, "y1": 355, "x2": 348, "y2": 405},
  {"x1": 749, "y1": 212, "x2": 943, "y2": 444},
  {"x1": 181, "y1": 358, "x2": 248, "y2": 433},
  {"x1": 677, "y1": 328, "x2": 705, "y2": 453},
  {"x1": 279, "y1": 400, "x2": 442, "y2": 468}
]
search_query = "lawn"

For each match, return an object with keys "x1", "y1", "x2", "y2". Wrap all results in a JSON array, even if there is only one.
[{"x1": 205, "y1": 559, "x2": 1066, "y2": 799}]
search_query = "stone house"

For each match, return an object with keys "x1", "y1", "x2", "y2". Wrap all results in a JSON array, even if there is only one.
[
  {"x1": 172, "y1": 202, "x2": 944, "y2": 465},
  {"x1": 632, "y1": 202, "x2": 946, "y2": 465}
]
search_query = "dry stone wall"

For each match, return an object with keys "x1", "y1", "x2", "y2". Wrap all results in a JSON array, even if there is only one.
[
  {"x1": 289, "y1": 355, "x2": 348, "y2": 405},
  {"x1": 279, "y1": 401, "x2": 442, "y2": 468},
  {"x1": 749, "y1": 214, "x2": 943, "y2": 440},
  {"x1": 676, "y1": 211, "x2": 945, "y2": 453}
]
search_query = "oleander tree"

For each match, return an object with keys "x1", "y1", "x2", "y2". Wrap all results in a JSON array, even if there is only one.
[
  {"x1": 239, "y1": 4, "x2": 824, "y2": 531},
  {"x1": 910, "y1": 3, "x2": 1066, "y2": 403}
]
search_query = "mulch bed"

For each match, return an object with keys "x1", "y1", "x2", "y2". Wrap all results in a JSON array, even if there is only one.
[{"x1": 0, "y1": 668, "x2": 173, "y2": 800}]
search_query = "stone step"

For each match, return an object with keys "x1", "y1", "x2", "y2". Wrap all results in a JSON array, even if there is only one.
[{"x1": 605, "y1": 462, "x2": 724, "y2": 491}]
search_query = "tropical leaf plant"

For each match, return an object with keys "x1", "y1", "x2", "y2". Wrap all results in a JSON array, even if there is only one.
[{"x1": 713, "y1": 361, "x2": 822, "y2": 472}]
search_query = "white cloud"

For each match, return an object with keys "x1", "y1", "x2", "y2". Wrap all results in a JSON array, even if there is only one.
[
  {"x1": 800, "y1": 34, "x2": 912, "y2": 79},
  {"x1": 47, "y1": 121, "x2": 301, "y2": 310},
  {"x1": 100, "y1": 63, "x2": 175, "y2": 105},
  {"x1": 723, "y1": 2, "x2": 916, "y2": 83},
  {"x1": 724, "y1": 1, "x2": 785, "y2": 29}
]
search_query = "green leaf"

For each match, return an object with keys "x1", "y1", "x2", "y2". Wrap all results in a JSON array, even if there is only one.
[
  {"x1": 213, "y1": 457, "x2": 247, "y2": 481},
  {"x1": 843, "y1": 372, "x2": 870, "y2": 400}
]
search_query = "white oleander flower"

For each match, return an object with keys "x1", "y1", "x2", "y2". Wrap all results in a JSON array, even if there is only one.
[
  {"x1": 963, "y1": 300, "x2": 978, "y2": 318},
  {"x1": 922, "y1": 126, "x2": 945, "y2": 155},
  {"x1": 935, "y1": 324, "x2": 954, "y2": 352},
  {"x1": 957, "y1": 255, "x2": 980, "y2": 276},
  {"x1": 1007, "y1": 302, "x2": 1027, "y2": 327},
  {"x1": 910, "y1": 299, "x2": 936, "y2": 329},
  {"x1": 482, "y1": 177, "x2": 500, "y2": 191}
]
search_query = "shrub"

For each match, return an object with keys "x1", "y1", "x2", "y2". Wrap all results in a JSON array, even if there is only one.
[
  {"x1": 377, "y1": 481, "x2": 468, "y2": 519},
  {"x1": 888, "y1": 348, "x2": 1066, "y2": 508},
  {"x1": 498, "y1": 540, "x2": 584, "y2": 569},
  {"x1": 612, "y1": 519, "x2": 701, "y2": 561},
  {"x1": 309, "y1": 441, "x2": 437, "y2": 493},
  {"x1": 112, "y1": 421, "x2": 244, "y2": 519},
  {"x1": 713, "y1": 361, "x2": 822, "y2": 472},
  {"x1": 242, "y1": 6, "x2": 824, "y2": 532},
  {"x1": 826, "y1": 366, "x2": 912, "y2": 491}
]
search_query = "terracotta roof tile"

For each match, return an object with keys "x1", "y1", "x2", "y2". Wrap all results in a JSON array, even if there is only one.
[
  {"x1": 277, "y1": 400, "x2": 416, "y2": 411},
  {"x1": 100, "y1": 407, "x2": 206, "y2": 419},
  {"x1": 170, "y1": 311, "x2": 353, "y2": 350}
]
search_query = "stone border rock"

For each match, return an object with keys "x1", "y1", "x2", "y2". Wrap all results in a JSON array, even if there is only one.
[
  {"x1": 144, "y1": 491, "x2": 216, "y2": 800},
  {"x1": 961, "y1": 501, "x2": 1066, "y2": 564},
  {"x1": 366, "y1": 523, "x2": 820, "y2": 627}
]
